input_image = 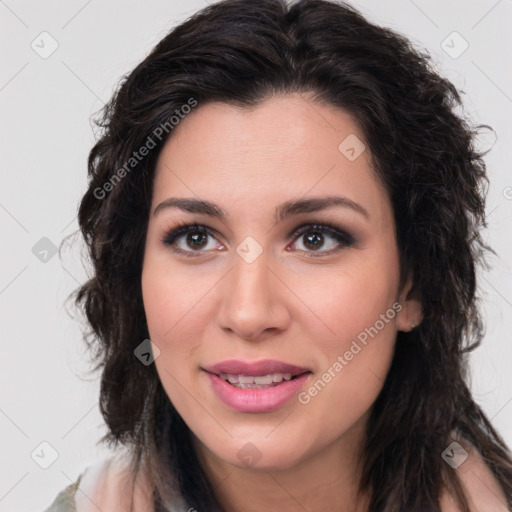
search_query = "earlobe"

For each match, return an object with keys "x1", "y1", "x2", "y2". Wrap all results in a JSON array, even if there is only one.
[{"x1": 396, "y1": 277, "x2": 423, "y2": 332}]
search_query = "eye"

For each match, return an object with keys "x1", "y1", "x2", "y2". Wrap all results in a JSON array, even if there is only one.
[
  {"x1": 287, "y1": 223, "x2": 354, "y2": 257},
  {"x1": 161, "y1": 221, "x2": 354, "y2": 258},
  {"x1": 161, "y1": 222, "x2": 223, "y2": 258}
]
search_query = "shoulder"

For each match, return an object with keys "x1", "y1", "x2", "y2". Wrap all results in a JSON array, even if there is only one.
[
  {"x1": 76, "y1": 448, "x2": 154, "y2": 511},
  {"x1": 44, "y1": 449, "x2": 154, "y2": 512},
  {"x1": 439, "y1": 437, "x2": 509, "y2": 512}
]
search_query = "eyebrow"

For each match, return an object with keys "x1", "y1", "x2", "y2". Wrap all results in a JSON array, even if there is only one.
[{"x1": 152, "y1": 195, "x2": 370, "y2": 223}]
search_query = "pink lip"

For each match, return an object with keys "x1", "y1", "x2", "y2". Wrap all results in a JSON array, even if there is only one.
[
  {"x1": 202, "y1": 359, "x2": 312, "y2": 413},
  {"x1": 205, "y1": 371, "x2": 311, "y2": 413},
  {"x1": 202, "y1": 359, "x2": 310, "y2": 377}
]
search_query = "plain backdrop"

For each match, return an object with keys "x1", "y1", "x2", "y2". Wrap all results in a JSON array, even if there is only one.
[{"x1": 1, "y1": 0, "x2": 511, "y2": 510}]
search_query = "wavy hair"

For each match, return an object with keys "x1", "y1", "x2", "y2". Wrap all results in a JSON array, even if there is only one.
[{"x1": 71, "y1": 0, "x2": 512, "y2": 510}]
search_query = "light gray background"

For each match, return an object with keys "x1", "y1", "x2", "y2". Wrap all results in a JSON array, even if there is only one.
[{"x1": 1, "y1": 1, "x2": 511, "y2": 510}]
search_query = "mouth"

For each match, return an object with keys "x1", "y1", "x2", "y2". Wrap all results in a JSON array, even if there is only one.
[
  {"x1": 202, "y1": 365, "x2": 313, "y2": 413},
  {"x1": 201, "y1": 359, "x2": 312, "y2": 411},
  {"x1": 210, "y1": 371, "x2": 310, "y2": 389},
  {"x1": 202, "y1": 358, "x2": 312, "y2": 389}
]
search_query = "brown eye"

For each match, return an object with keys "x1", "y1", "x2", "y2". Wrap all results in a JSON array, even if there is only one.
[
  {"x1": 162, "y1": 223, "x2": 222, "y2": 257},
  {"x1": 302, "y1": 230, "x2": 325, "y2": 250},
  {"x1": 289, "y1": 223, "x2": 354, "y2": 256},
  {"x1": 186, "y1": 231, "x2": 209, "y2": 250}
]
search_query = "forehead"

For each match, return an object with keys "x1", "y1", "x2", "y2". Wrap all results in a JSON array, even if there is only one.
[{"x1": 152, "y1": 94, "x2": 391, "y2": 227}]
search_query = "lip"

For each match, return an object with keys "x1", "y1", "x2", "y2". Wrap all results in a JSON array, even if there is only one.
[
  {"x1": 205, "y1": 371, "x2": 312, "y2": 413},
  {"x1": 202, "y1": 359, "x2": 311, "y2": 377}
]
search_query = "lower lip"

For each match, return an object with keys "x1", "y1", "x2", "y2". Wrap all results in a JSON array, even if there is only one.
[{"x1": 205, "y1": 371, "x2": 311, "y2": 413}]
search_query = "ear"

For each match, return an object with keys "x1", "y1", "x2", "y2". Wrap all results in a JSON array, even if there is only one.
[{"x1": 395, "y1": 275, "x2": 423, "y2": 332}]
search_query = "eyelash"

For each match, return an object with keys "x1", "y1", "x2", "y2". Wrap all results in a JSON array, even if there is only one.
[{"x1": 161, "y1": 221, "x2": 355, "y2": 259}]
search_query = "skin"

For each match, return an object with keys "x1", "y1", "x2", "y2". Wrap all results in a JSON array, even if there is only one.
[{"x1": 141, "y1": 93, "x2": 423, "y2": 511}]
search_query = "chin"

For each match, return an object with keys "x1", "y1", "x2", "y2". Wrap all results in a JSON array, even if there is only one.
[{"x1": 205, "y1": 433, "x2": 312, "y2": 472}]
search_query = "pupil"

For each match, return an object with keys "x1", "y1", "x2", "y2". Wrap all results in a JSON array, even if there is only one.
[
  {"x1": 304, "y1": 231, "x2": 323, "y2": 250},
  {"x1": 187, "y1": 232, "x2": 207, "y2": 249}
]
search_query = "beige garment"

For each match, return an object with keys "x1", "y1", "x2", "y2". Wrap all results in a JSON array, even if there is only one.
[
  {"x1": 44, "y1": 449, "x2": 187, "y2": 512},
  {"x1": 75, "y1": 450, "x2": 153, "y2": 511}
]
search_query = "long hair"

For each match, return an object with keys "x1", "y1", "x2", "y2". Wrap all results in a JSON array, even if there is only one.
[{"x1": 71, "y1": 0, "x2": 512, "y2": 510}]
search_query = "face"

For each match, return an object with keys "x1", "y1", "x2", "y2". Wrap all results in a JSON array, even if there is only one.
[{"x1": 141, "y1": 93, "x2": 421, "y2": 474}]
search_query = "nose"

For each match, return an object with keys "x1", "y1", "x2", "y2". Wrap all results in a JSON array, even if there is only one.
[{"x1": 216, "y1": 250, "x2": 291, "y2": 341}]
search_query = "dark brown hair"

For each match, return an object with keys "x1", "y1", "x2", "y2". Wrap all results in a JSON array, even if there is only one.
[{"x1": 71, "y1": 0, "x2": 512, "y2": 510}]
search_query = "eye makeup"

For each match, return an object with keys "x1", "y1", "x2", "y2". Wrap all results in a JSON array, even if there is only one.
[{"x1": 160, "y1": 219, "x2": 356, "y2": 259}]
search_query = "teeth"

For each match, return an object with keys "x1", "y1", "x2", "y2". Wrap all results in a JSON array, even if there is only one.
[
  {"x1": 254, "y1": 375, "x2": 274, "y2": 385},
  {"x1": 218, "y1": 372, "x2": 294, "y2": 388},
  {"x1": 239, "y1": 375, "x2": 257, "y2": 384}
]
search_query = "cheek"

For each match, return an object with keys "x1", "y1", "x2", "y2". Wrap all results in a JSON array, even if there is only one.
[
  {"x1": 293, "y1": 250, "x2": 399, "y2": 346},
  {"x1": 305, "y1": 325, "x2": 396, "y2": 446},
  {"x1": 292, "y1": 253, "x2": 399, "y2": 427},
  {"x1": 141, "y1": 257, "x2": 208, "y2": 370},
  {"x1": 308, "y1": 275, "x2": 397, "y2": 371},
  {"x1": 141, "y1": 265, "x2": 205, "y2": 415},
  {"x1": 141, "y1": 244, "x2": 220, "y2": 338}
]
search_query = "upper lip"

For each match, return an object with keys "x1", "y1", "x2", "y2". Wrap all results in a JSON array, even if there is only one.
[{"x1": 203, "y1": 359, "x2": 311, "y2": 377}]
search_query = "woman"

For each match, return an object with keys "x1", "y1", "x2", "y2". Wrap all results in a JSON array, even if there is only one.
[{"x1": 45, "y1": 0, "x2": 512, "y2": 510}]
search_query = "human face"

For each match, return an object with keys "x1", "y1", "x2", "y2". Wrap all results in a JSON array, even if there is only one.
[{"x1": 141, "y1": 93, "x2": 420, "y2": 473}]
